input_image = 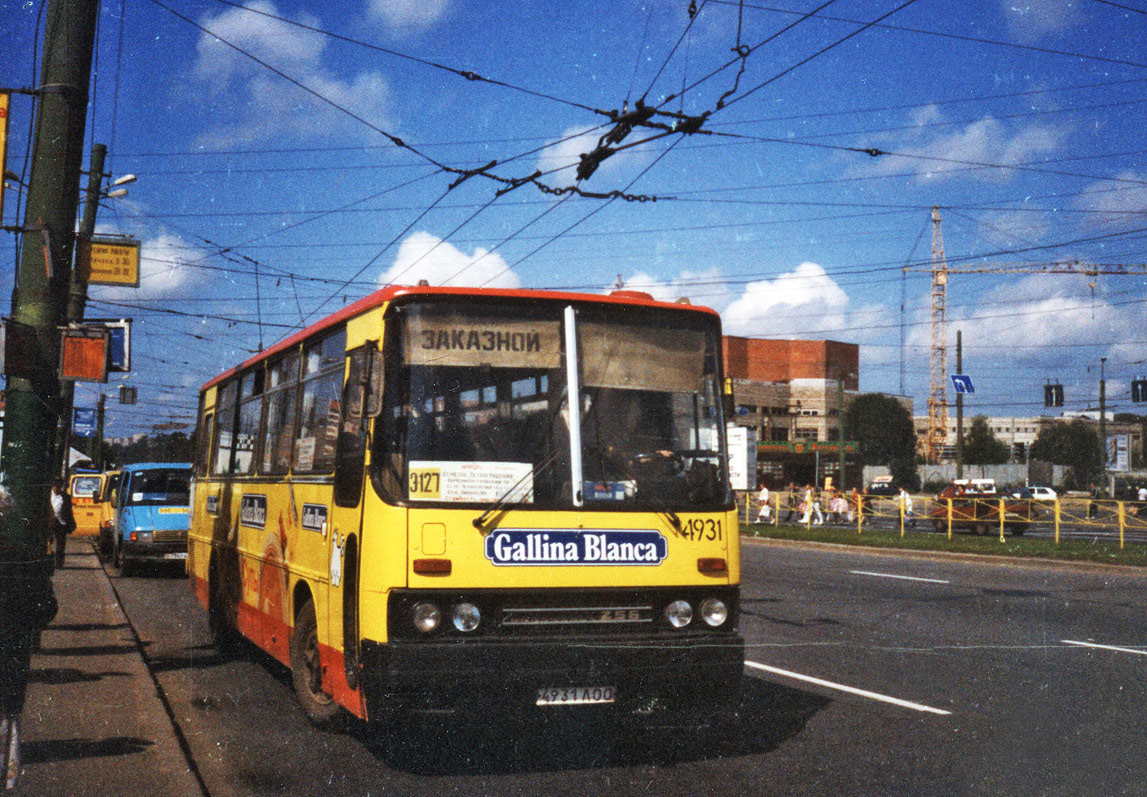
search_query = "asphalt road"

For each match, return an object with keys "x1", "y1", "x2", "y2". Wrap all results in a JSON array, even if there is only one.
[{"x1": 103, "y1": 540, "x2": 1147, "y2": 796}]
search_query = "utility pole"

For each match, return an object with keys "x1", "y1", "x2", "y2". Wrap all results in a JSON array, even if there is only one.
[
  {"x1": 1, "y1": 0, "x2": 98, "y2": 787},
  {"x1": 837, "y1": 376, "x2": 846, "y2": 489},
  {"x1": 55, "y1": 142, "x2": 106, "y2": 476},
  {"x1": 94, "y1": 393, "x2": 106, "y2": 470},
  {"x1": 955, "y1": 330, "x2": 964, "y2": 480},
  {"x1": 1099, "y1": 357, "x2": 1107, "y2": 488}
]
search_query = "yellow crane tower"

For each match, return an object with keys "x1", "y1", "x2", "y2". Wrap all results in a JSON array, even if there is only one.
[{"x1": 907, "y1": 207, "x2": 1147, "y2": 464}]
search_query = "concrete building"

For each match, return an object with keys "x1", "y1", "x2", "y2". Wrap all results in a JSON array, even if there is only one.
[
  {"x1": 913, "y1": 413, "x2": 1144, "y2": 468},
  {"x1": 723, "y1": 337, "x2": 912, "y2": 488}
]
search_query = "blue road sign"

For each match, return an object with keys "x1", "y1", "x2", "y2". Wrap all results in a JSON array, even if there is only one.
[
  {"x1": 73, "y1": 407, "x2": 97, "y2": 437},
  {"x1": 951, "y1": 374, "x2": 975, "y2": 394}
]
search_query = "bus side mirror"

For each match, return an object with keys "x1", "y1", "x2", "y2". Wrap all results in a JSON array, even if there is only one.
[{"x1": 365, "y1": 349, "x2": 384, "y2": 418}]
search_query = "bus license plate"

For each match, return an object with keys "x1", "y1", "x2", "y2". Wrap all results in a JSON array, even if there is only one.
[
  {"x1": 164, "y1": 552, "x2": 188, "y2": 560},
  {"x1": 536, "y1": 686, "x2": 616, "y2": 706}
]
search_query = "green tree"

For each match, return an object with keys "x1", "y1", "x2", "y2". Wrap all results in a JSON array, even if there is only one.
[
  {"x1": 844, "y1": 393, "x2": 919, "y2": 490},
  {"x1": 1030, "y1": 420, "x2": 1102, "y2": 488},
  {"x1": 962, "y1": 415, "x2": 1011, "y2": 464}
]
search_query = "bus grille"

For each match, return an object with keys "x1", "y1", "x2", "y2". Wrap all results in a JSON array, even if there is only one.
[
  {"x1": 501, "y1": 605, "x2": 653, "y2": 628},
  {"x1": 153, "y1": 529, "x2": 187, "y2": 544}
]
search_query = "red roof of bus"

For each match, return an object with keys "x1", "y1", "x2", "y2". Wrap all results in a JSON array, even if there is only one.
[{"x1": 200, "y1": 284, "x2": 718, "y2": 392}]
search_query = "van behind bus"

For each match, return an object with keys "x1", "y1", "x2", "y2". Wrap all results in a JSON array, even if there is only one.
[{"x1": 112, "y1": 463, "x2": 192, "y2": 576}]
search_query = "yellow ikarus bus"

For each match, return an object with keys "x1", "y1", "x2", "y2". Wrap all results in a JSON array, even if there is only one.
[{"x1": 190, "y1": 284, "x2": 743, "y2": 728}]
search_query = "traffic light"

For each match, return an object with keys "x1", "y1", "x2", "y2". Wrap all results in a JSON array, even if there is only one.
[
  {"x1": 1133, "y1": 378, "x2": 1147, "y2": 404},
  {"x1": 1044, "y1": 382, "x2": 1064, "y2": 407}
]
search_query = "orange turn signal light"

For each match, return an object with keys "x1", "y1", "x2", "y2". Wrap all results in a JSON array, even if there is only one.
[
  {"x1": 413, "y1": 558, "x2": 452, "y2": 575},
  {"x1": 697, "y1": 557, "x2": 727, "y2": 574}
]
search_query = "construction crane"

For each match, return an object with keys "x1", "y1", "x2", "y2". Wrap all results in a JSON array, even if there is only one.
[{"x1": 906, "y1": 206, "x2": 1147, "y2": 464}]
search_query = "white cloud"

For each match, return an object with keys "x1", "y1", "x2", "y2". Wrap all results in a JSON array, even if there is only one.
[
  {"x1": 379, "y1": 231, "x2": 521, "y2": 288},
  {"x1": 612, "y1": 267, "x2": 732, "y2": 309},
  {"x1": 722, "y1": 262, "x2": 854, "y2": 337},
  {"x1": 973, "y1": 209, "x2": 1052, "y2": 248},
  {"x1": 194, "y1": 1, "x2": 325, "y2": 88},
  {"x1": 853, "y1": 112, "x2": 1067, "y2": 184},
  {"x1": 190, "y1": 2, "x2": 392, "y2": 148},
  {"x1": 1000, "y1": 0, "x2": 1082, "y2": 44},
  {"x1": 366, "y1": 0, "x2": 450, "y2": 31},
  {"x1": 1074, "y1": 170, "x2": 1147, "y2": 229}
]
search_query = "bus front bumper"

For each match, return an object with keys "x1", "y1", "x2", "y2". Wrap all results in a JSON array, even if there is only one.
[{"x1": 359, "y1": 633, "x2": 744, "y2": 717}]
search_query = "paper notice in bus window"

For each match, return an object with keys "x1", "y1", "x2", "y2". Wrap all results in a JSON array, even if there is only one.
[
  {"x1": 295, "y1": 437, "x2": 315, "y2": 471},
  {"x1": 408, "y1": 461, "x2": 534, "y2": 504}
]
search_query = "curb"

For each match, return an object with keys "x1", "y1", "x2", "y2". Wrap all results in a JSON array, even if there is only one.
[{"x1": 741, "y1": 534, "x2": 1147, "y2": 578}]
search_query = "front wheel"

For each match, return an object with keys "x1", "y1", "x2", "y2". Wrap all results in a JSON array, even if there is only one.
[{"x1": 290, "y1": 599, "x2": 340, "y2": 726}]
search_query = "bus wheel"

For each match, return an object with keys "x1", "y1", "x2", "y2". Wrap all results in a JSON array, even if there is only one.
[
  {"x1": 290, "y1": 599, "x2": 340, "y2": 726},
  {"x1": 932, "y1": 519, "x2": 944, "y2": 533}
]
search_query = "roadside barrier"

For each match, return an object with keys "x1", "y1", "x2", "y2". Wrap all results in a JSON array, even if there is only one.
[{"x1": 740, "y1": 491, "x2": 1147, "y2": 548}]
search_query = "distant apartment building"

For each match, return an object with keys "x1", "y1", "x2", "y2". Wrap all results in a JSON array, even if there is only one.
[{"x1": 913, "y1": 413, "x2": 1143, "y2": 467}]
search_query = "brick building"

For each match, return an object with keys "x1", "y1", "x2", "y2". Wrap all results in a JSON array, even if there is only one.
[{"x1": 722, "y1": 337, "x2": 885, "y2": 488}]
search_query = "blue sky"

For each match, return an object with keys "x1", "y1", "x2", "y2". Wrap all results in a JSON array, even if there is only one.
[{"x1": 3, "y1": 0, "x2": 1145, "y2": 438}]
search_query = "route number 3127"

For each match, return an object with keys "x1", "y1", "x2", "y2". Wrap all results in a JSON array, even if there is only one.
[{"x1": 408, "y1": 468, "x2": 442, "y2": 499}]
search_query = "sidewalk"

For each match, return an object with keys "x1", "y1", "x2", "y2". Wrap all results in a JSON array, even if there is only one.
[{"x1": 13, "y1": 543, "x2": 202, "y2": 795}]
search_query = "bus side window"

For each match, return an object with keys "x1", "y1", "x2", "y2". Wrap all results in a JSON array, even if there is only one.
[{"x1": 334, "y1": 347, "x2": 370, "y2": 508}]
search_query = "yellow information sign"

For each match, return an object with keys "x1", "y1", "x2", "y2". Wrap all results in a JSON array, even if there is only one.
[{"x1": 78, "y1": 237, "x2": 140, "y2": 287}]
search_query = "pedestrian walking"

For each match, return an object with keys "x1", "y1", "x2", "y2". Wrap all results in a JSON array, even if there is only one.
[
  {"x1": 783, "y1": 483, "x2": 799, "y2": 523},
  {"x1": 50, "y1": 479, "x2": 76, "y2": 567},
  {"x1": 898, "y1": 486, "x2": 916, "y2": 529},
  {"x1": 801, "y1": 485, "x2": 824, "y2": 525},
  {"x1": 756, "y1": 482, "x2": 772, "y2": 523}
]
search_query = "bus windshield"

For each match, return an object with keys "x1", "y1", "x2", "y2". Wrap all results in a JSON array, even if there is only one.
[
  {"x1": 377, "y1": 300, "x2": 729, "y2": 510},
  {"x1": 125, "y1": 468, "x2": 191, "y2": 507}
]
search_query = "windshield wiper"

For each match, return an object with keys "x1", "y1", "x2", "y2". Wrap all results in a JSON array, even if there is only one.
[{"x1": 472, "y1": 448, "x2": 561, "y2": 532}]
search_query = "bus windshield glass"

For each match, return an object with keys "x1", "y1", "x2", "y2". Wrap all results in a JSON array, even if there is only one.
[
  {"x1": 126, "y1": 468, "x2": 191, "y2": 507},
  {"x1": 378, "y1": 300, "x2": 728, "y2": 510}
]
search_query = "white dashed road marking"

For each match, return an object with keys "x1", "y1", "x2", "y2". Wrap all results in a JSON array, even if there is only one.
[
  {"x1": 1062, "y1": 640, "x2": 1147, "y2": 656},
  {"x1": 745, "y1": 660, "x2": 952, "y2": 715},
  {"x1": 849, "y1": 570, "x2": 950, "y2": 584}
]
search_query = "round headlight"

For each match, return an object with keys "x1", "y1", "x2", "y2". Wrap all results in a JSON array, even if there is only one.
[
  {"x1": 700, "y1": 598, "x2": 728, "y2": 627},
  {"x1": 412, "y1": 602, "x2": 441, "y2": 633},
  {"x1": 452, "y1": 603, "x2": 481, "y2": 633},
  {"x1": 664, "y1": 599, "x2": 693, "y2": 629}
]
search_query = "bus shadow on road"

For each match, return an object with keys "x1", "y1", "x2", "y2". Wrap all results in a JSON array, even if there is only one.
[{"x1": 367, "y1": 675, "x2": 830, "y2": 775}]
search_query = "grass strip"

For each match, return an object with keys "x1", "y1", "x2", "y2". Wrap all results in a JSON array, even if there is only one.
[{"x1": 742, "y1": 523, "x2": 1147, "y2": 568}]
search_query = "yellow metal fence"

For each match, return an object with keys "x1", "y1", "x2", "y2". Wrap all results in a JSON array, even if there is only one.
[{"x1": 740, "y1": 491, "x2": 1147, "y2": 548}]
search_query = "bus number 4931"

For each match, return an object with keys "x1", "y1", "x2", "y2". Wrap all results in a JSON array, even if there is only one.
[{"x1": 683, "y1": 518, "x2": 722, "y2": 541}]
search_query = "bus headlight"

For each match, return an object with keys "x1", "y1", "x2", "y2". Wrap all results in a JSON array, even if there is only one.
[
  {"x1": 452, "y1": 603, "x2": 481, "y2": 633},
  {"x1": 412, "y1": 602, "x2": 441, "y2": 633},
  {"x1": 664, "y1": 599, "x2": 693, "y2": 629},
  {"x1": 700, "y1": 598, "x2": 728, "y2": 627}
]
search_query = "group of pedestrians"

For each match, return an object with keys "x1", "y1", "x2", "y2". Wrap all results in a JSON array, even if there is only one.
[{"x1": 756, "y1": 483, "x2": 864, "y2": 526}]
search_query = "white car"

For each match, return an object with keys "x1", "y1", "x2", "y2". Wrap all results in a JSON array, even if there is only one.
[{"x1": 1013, "y1": 486, "x2": 1057, "y2": 501}]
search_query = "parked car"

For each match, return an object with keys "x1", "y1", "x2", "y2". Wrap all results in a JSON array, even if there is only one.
[
  {"x1": 112, "y1": 463, "x2": 191, "y2": 575},
  {"x1": 1011, "y1": 485, "x2": 1057, "y2": 501},
  {"x1": 953, "y1": 477, "x2": 996, "y2": 495},
  {"x1": 928, "y1": 482, "x2": 1033, "y2": 535},
  {"x1": 867, "y1": 476, "x2": 897, "y2": 497}
]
